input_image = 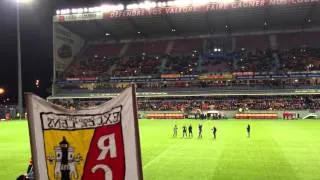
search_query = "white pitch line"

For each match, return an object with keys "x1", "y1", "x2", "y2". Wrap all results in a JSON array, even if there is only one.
[{"x1": 143, "y1": 142, "x2": 178, "y2": 169}]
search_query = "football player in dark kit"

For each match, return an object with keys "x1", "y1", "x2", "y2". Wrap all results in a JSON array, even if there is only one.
[
  {"x1": 173, "y1": 125, "x2": 178, "y2": 137},
  {"x1": 182, "y1": 125, "x2": 187, "y2": 138},
  {"x1": 247, "y1": 124, "x2": 251, "y2": 138},
  {"x1": 188, "y1": 124, "x2": 193, "y2": 138},
  {"x1": 198, "y1": 124, "x2": 203, "y2": 138},
  {"x1": 212, "y1": 126, "x2": 217, "y2": 140}
]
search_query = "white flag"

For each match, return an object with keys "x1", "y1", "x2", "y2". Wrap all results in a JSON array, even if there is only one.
[{"x1": 26, "y1": 86, "x2": 143, "y2": 180}]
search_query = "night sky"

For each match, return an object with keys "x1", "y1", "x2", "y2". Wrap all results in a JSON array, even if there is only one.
[{"x1": 0, "y1": 0, "x2": 131, "y2": 103}]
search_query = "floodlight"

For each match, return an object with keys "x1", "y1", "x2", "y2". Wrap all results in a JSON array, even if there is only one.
[
  {"x1": 157, "y1": 2, "x2": 162, "y2": 7},
  {"x1": 89, "y1": 6, "x2": 100, "y2": 12},
  {"x1": 139, "y1": 2, "x2": 147, "y2": 9},
  {"x1": 174, "y1": 0, "x2": 191, "y2": 7},
  {"x1": 72, "y1": 9, "x2": 77, "y2": 13},
  {"x1": 17, "y1": 0, "x2": 32, "y2": 4},
  {"x1": 151, "y1": 2, "x2": 157, "y2": 8},
  {"x1": 167, "y1": 1, "x2": 175, "y2": 6},
  {"x1": 133, "y1": 4, "x2": 139, "y2": 9},
  {"x1": 84, "y1": 8, "x2": 88, "y2": 12},
  {"x1": 77, "y1": 8, "x2": 84, "y2": 13},
  {"x1": 101, "y1": 5, "x2": 111, "y2": 12},
  {"x1": 56, "y1": 10, "x2": 61, "y2": 15},
  {"x1": 222, "y1": 0, "x2": 234, "y2": 3},
  {"x1": 105, "y1": 32, "x2": 111, "y2": 36},
  {"x1": 193, "y1": 0, "x2": 209, "y2": 6},
  {"x1": 116, "y1": 4, "x2": 124, "y2": 11},
  {"x1": 139, "y1": 1, "x2": 154, "y2": 9},
  {"x1": 127, "y1": 3, "x2": 138, "y2": 10},
  {"x1": 60, "y1": 9, "x2": 70, "y2": 14},
  {"x1": 95, "y1": 6, "x2": 101, "y2": 12},
  {"x1": 89, "y1": 8, "x2": 94, "y2": 12},
  {"x1": 162, "y1": 2, "x2": 167, "y2": 7}
]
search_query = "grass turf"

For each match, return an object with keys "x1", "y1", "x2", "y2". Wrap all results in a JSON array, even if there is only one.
[{"x1": 1, "y1": 119, "x2": 320, "y2": 179}]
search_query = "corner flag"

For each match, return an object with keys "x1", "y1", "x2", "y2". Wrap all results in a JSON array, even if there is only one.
[{"x1": 25, "y1": 86, "x2": 143, "y2": 180}]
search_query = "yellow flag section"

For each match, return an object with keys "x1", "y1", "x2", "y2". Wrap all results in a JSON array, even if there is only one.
[{"x1": 43, "y1": 129, "x2": 94, "y2": 180}]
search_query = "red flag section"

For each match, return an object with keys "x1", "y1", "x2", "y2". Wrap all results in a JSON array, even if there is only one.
[{"x1": 82, "y1": 123, "x2": 125, "y2": 180}]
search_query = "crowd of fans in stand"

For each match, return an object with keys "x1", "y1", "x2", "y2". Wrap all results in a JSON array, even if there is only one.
[
  {"x1": 138, "y1": 96, "x2": 320, "y2": 111},
  {"x1": 278, "y1": 48, "x2": 320, "y2": 72},
  {"x1": 65, "y1": 46, "x2": 320, "y2": 79},
  {"x1": 113, "y1": 55, "x2": 161, "y2": 76},
  {"x1": 52, "y1": 96, "x2": 320, "y2": 111}
]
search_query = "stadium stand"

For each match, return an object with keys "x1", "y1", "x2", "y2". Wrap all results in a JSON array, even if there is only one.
[
  {"x1": 50, "y1": 2, "x2": 320, "y2": 119},
  {"x1": 62, "y1": 34, "x2": 320, "y2": 79},
  {"x1": 52, "y1": 95, "x2": 320, "y2": 112}
]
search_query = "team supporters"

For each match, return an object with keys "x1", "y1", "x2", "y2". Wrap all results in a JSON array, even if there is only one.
[{"x1": 52, "y1": 95, "x2": 320, "y2": 112}]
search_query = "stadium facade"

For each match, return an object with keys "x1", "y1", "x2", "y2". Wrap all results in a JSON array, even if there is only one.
[{"x1": 49, "y1": 0, "x2": 320, "y2": 119}]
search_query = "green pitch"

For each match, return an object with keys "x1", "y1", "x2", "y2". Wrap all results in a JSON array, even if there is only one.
[{"x1": 1, "y1": 119, "x2": 320, "y2": 180}]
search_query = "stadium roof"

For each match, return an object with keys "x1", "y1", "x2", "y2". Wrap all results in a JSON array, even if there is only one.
[{"x1": 54, "y1": 1, "x2": 320, "y2": 40}]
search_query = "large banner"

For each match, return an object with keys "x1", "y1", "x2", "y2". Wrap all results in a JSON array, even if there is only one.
[
  {"x1": 26, "y1": 86, "x2": 143, "y2": 180},
  {"x1": 53, "y1": 24, "x2": 85, "y2": 72},
  {"x1": 54, "y1": 0, "x2": 320, "y2": 22}
]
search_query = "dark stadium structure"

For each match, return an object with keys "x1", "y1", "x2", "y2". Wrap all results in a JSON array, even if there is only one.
[{"x1": 50, "y1": 0, "x2": 320, "y2": 119}]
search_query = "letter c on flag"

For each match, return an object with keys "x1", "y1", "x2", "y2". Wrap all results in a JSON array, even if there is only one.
[{"x1": 92, "y1": 164, "x2": 113, "y2": 180}]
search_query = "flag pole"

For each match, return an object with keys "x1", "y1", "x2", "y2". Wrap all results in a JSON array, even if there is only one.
[
  {"x1": 24, "y1": 93, "x2": 40, "y2": 180},
  {"x1": 131, "y1": 84, "x2": 144, "y2": 180}
]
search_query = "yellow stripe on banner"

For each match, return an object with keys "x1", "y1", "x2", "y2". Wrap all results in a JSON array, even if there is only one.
[{"x1": 43, "y1": 129, "x2": 95, "y2": 180}]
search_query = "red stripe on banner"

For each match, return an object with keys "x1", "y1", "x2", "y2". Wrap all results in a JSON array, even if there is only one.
[{"x1": 82, "y1": 123, "x2": 125, "y2": 180}]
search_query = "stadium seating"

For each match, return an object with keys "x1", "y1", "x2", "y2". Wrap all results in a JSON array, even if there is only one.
[
  {"x1": 66, "y1": 42, "x2": 320, "y2": 78},
  {"x1": 236, "y1": 35, "x2": 269, "y2": 51},
  {"x1": 51, "y1": 95, "x2": 320, "y2": 113},
  {"x1": 170, "y1": 39, "x2": 203, "y2": 54},
  {"x1": 83, "y1": 43, "x2": 124, "y2": 57},
  {"x1": 58, "y1": 33, "x2": 320, "y2": 96},
  {"x1": 126, "y1": 40, "x2": 168, "y2": 55}
]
